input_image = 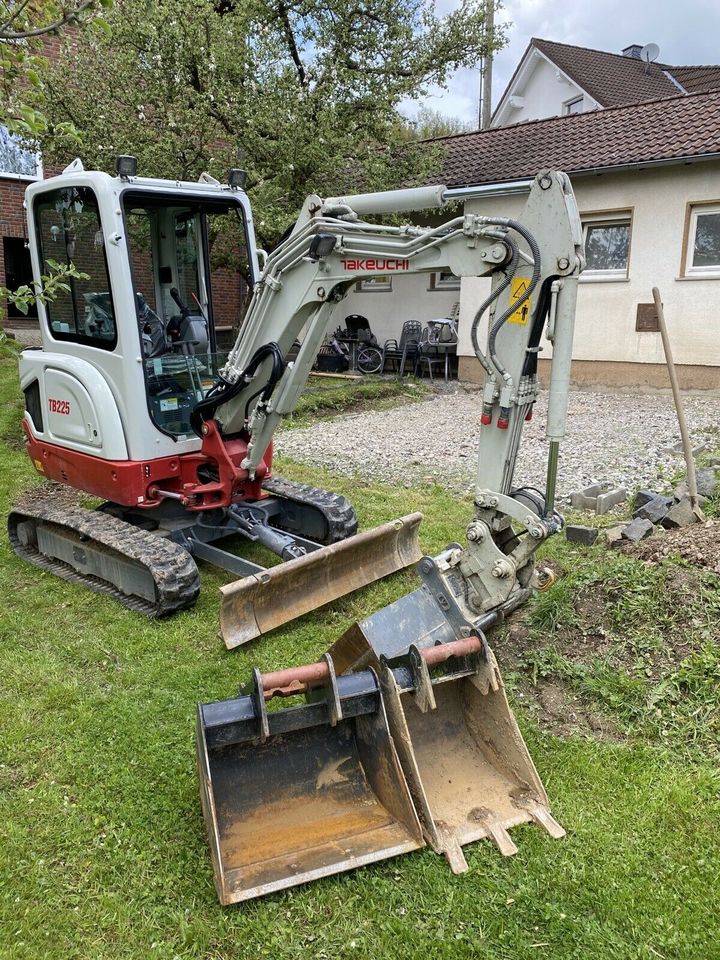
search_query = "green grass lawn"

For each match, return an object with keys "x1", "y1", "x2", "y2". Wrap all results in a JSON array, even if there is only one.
[{"x1": 0, "y1": 342, "x2": 719, "y2": 960}]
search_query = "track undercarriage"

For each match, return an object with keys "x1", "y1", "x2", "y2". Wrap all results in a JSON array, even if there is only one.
[{"x1": 8, "y1": 477, "x2": 359, "y2": 619}]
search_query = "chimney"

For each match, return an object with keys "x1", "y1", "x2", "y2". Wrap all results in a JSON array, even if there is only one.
[{"x1": 622, "y1": 44, "x2": 643, "y2": 58}]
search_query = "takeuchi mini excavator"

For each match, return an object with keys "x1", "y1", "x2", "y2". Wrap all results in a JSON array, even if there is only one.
[
  {"x1": 9, "y1": 160, "x2": 585, "y2": 903},
  {"x1": 9, "y1": 160, "x2": 582, "y2": 648}
]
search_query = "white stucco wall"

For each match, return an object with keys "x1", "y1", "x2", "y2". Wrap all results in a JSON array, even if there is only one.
[
  {"x1": 458, "y1": 162, "x2": 720, "y2": 370},
  {"x1": 492, "y1": 50, "x2": 599, "y2": 127}
]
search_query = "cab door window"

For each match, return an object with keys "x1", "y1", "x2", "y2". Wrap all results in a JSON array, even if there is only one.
[{"x1": 34, "y1": 186, "x2": 117, "y2": 349}]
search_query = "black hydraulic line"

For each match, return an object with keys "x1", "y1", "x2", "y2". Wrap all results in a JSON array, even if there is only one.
[
  {"x1": 190, "y1": 342, "x2": 285, "y2": 438},
  {"x1": 470, "y1": 233, "x2": 519, "y2": 372},
  {"x1": 522, "y1": 275, "x2": 558, "y2": 378},
  {"x1": 487, "y1": 220, "x2": 542, "y2": 382}
]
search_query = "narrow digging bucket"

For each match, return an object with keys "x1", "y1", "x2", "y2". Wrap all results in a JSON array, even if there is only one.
[
  {"x1": 378, "y1": 646, "x2": 565, "y2": 873},
  {"x1": 197, "y1": 668, "x2": 424, "y2": 905},
  {"x1": 219, "y1": 513, "x2": 423, "y2": 649}
]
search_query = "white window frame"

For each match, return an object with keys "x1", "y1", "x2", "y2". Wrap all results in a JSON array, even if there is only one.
[
  {"x1": 0, "y1": 124, "x2": 43, "y2": 181},
  {"x1": 580, "y1": 210, "x2": 632, "y2": 282},
  {"x1": 356, "y1": 275, "x2": 392, "y2": 292},
  {"x1": 683, "y1": 202, "x2": 720, "y2": 278},
  {"x1": 563, "y1": 95, "x2": 584, "y2": 116},
  {"x1": 429, "y1": 270, "x2": 460, "y2": 291}
]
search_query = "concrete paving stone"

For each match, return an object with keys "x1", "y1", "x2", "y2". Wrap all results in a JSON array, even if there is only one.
[
  {"x1": 596, "y1": 487, "x2": 628, "y2": 515},
  {"x1": 621, "y1": 517, "x2": 655, "y2": 542},
  {"x1": 566, "y1": 525, "x2": 599, "y2": 545}
]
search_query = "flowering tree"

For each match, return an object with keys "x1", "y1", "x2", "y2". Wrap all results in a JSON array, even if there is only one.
[
  {"x1": 36, "y1": 0, "x2": 505, "y2": 246},
  {"x1": 0, "y1": 0, "x2": 110, "y2": 134}
]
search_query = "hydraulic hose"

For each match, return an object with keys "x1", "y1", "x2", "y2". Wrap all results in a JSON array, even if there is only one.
[
  {"x1": 190, "y1": 342, "x2": 285, "y2": 438},
  {"x1": 486, "y1": 219, "x2": 542, "y2": 385},
  {"x1": 470, "y1": 233, "x2": 519, "y2": 376}
]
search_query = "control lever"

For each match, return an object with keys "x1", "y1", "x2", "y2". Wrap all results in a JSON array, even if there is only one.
[{"x1": 170, "y1": 286, "x2": 191, "y2": 318}]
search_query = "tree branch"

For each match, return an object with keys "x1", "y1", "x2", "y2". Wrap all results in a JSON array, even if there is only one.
[
  {"x1": 0, "y1": 0, "x2": 96, "y2": 39},
  {"x1": 275, "y1": 0, "x2": 306, "y2": 87}
]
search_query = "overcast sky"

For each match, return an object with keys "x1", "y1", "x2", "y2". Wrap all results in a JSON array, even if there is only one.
[{"x1": 406, "y1": 0, "x2": 720, "y2": 127}]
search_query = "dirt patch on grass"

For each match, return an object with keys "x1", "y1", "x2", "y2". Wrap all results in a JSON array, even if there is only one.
[
  {"x1": 515, "y1": 678, "x2": 622, "y2": 742},
  {"x1": 494, "y1": 617, "x2": 621, "y2": 741},
  {"x1": 494, "y1": 550, "x2": 716, "y2": 741},
  {"x1": 625, "y1": 519, "x2": 720, "y2": 575},
  {"x1": 14, "y1": 480, "x2": 86, "y2": 511}
]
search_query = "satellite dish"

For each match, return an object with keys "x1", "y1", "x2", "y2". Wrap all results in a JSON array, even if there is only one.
[{"x1": 641, "y1": 42, "x2": 660, "y2": 63}]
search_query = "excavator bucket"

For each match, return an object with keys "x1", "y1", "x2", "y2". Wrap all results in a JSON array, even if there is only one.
[
  {"x1": 330, "y1": 594, "x2": 565, "y2": 872},
  {"x1": 378, "y1": 646, "x2": 565, "y2": 871},
  {"x1": 219, "y1": 513, "x2": 423, "y2": 648},
  {"x1": 197, "y1": 658, "x2": 424, "y2": 904},
  {"x1": 196, "y1": 630, "x2": 563, "y2": 904}
]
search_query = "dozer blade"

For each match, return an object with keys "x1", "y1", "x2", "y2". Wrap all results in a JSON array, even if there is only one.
[
  {"x1": 329, "y1": 594, "x2": 565, "y2": 872},
  {"x1": 219, "y1": 512, "x2": 423, "y2": 648},
  {"x1": 197, "y1": 658, "x2": 424, "y2": 905}
]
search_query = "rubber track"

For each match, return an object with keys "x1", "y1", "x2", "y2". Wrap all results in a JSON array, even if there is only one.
[
  {"x1": 8, "y1": 503, "x2": 200, "y2": 618},
  {"x1": 261, "y1": 476, "x2": 358, "y2": 545}
]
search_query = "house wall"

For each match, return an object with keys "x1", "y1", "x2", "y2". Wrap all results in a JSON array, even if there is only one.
[
  {"x1": 492, "y1": 51, "x2": 598, "y2": 127},
  {"x1": 0, "y1": 178, "x2": 32, "y2": 298},
  {"x1": 457, "y1": 161, "x2": 720, "y2": 389},
  {"x1": 332, "y1": 273, "x2": 458, "y2": 346},
  {"x1": 0, "y1": 34, "x2": 67, "y2": 329}
]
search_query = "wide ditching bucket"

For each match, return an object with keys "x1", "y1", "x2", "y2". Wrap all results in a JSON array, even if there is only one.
[
  {"x1": 197, "y1": 657, "x2": 424, "y2": 905},
  {"x1": 219, "y1": 513, "x2": 423, "y2": 648}
]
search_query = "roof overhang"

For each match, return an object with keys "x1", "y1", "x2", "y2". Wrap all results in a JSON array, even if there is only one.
[
  {"x1": 492, "y1": 42, "x2": 596, "y2": 127},
  {"x1": 444, "y1": 151, "x2": 720, "y2": 194}
]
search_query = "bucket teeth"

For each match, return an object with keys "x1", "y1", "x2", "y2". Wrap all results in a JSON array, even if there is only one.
[
  {"x1": 485, "y1": 821, "x2": 519, "y2": 858},
  {"x1": 438, "y1": 833, "x2": 469, "y2": 875},
  {"x1": 521, "y1": 799, "x2": 567, "y2": 840}
]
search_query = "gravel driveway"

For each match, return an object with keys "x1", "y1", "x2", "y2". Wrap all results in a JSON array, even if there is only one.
[{"x1": 278, "y1": 385, "x2": 719, "y2": 497}]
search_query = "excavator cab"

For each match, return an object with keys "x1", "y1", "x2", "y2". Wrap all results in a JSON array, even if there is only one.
[{"x1": 31, "y1": 174, "x2": 255, "y2": 440}]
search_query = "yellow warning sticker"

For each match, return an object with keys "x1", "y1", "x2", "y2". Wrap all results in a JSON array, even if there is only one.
[{"x1": 507, "y1": 277, "x2": 532, "y2": 325}]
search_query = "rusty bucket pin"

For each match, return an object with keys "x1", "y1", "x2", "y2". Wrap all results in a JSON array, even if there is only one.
[
  {"x1": 219, "y1": 512, "x2": 423, "y2": 648},
  {"x1": 196, "y1": 654, "x2": 424, "y2": 905},
  {"x1": 378, "y1": 636, "x2": 565, "y2": 872}
]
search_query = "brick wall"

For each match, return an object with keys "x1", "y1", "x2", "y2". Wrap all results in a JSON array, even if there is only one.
[{"x1": 1, "y1": 32, "x2": 69, "y2": 328}]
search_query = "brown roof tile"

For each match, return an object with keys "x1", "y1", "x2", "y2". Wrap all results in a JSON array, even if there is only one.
[
  {"x1": 429, "y1": 91, "x2": 720, "y2": 188},
  {"x1": 671, "y1": 66, "x2": 720, "y2": 94},
  {"x1": 532, "y1": 38, "x2": 681, "y2": 107}
]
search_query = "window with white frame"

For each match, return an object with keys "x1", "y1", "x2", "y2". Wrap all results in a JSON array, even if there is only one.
[
  {"x1": 0, "y1": 125, "x2": 41, "y2": 179},
  {"x1": 563, "y1": 96, "x2": 583, "y2": 115},
  {"x1": 430, "y1": 270, "x2": 460, "y2": 291},
  {"x1": 581, "y1": 212, "x2": 631, "y2": 279},
  {"x1": 684, "y1": 202, "x2": 720, "y2": 276},
  {"x1": 356, "y1": 275, "x2": 392, "y2": 292}
]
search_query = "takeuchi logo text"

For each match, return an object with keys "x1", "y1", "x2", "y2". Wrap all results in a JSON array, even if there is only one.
[{"x1": 340, "y1": 258, "x2": 410, "y2": 271}]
